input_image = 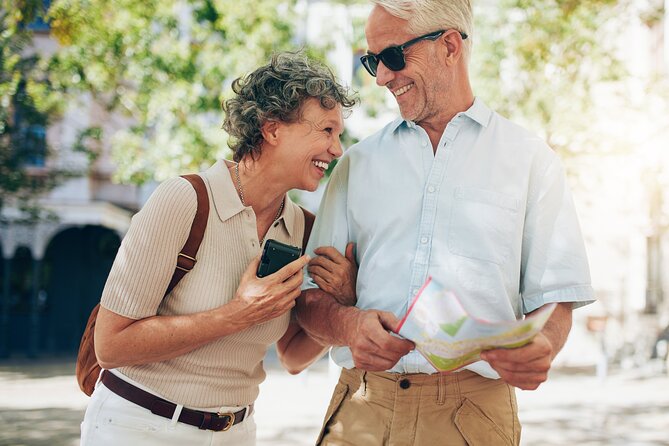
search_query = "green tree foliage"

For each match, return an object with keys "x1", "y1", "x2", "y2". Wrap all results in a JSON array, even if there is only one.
[
  {"x1": 47, "y1": 0, "x2": 299, "y2": 184},
  {"x1": 0, "y1": 0, "x2": 64, "y2": 220},
  {"x1": 340, "y1": 0, "x2": 631, "y2": 158},
  {"x1": 471, "y1": 0, "x2": 628, "y2": 155}
]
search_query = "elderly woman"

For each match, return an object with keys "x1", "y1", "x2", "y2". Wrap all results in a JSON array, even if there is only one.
[{"x1": 80, "y1": 52, "x2": 357, "y2": 446}]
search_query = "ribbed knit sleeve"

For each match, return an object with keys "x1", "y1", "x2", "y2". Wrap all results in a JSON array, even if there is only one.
[{"x1": 101, "y1": 177, "x2": 197, "y2": 319}]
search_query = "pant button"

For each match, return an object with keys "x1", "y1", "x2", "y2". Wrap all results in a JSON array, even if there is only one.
[{"x1": 399, "y1": 378, "x2": 411, "y2": 389}]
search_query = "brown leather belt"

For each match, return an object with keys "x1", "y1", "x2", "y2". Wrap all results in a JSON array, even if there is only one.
[{"x1": 100, "y1": 370, "x2": 252, "y2": 432}]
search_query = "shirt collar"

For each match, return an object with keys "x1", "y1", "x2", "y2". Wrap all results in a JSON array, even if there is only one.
[
  {"x1": 203, "y1": 159, "x2": 245, "y2": 223},
  {"x1": 391, "y1": 96, "x2": 492, "y2": 133},
  {"x1": 203, "y1": 159, "x2": 296, "y2": 238},
  {"x1": 462, "y1": 97, "x2": 492, "y2": 127},
  {"x1": 281, "y1": 195, "x2": 298, "y2": 239}
]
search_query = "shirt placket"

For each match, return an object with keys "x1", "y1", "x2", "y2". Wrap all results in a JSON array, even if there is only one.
[{"x1": 400, "y1": 120, "x2": 462, "y2": 373}]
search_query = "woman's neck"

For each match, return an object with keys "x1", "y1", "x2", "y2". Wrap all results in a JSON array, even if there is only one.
[{"x1": 232, "y1": 158, "x2": 287, "y2": 219}]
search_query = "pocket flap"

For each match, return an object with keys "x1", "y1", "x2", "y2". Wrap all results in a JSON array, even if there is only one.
[
  {"x1": 454, "y1": 187, "x2": 520, "y2": 212},
  {"x1": 454, "y1": 398, "x2": 513, "y2": 446}
]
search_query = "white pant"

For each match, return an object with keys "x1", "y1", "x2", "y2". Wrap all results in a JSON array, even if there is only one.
[{"x1": 80, "y1": 382, "x2": 256, "y2": 446}]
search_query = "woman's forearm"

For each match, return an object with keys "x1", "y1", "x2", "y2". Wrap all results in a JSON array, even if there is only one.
[
  {"x1": 94, "y1": 301, "x2": 254, "y2": 369},
  {"x1": 276, "y1": 322, "x2": 329, "y2": 374},
  {"x1": 96, "y1": 257, "x2": 307, "y2": 369}
]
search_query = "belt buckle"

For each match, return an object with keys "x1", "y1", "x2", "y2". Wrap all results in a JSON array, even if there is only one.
[{"x1": 216, "y1": 411, "x2": 235, "y2": 432}]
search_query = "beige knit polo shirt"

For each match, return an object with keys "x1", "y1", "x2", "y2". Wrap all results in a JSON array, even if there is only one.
[{"x1": 100, "y1": 159, "x2": 306, "y2": 408}]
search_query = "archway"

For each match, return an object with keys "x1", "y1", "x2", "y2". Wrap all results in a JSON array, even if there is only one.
[
  {"x1": 7, "y1": 246, "x2": 35, "y2": 354},
  {"x1": 41, "y1": 225, "x2": 120, "y2": 354},
  {"x1": 0, "y1": 239, "x2": 4, "y2": 357}
]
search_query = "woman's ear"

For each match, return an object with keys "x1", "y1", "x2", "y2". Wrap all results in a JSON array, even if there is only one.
[{"x1": 261, "y1": 120, "x2": 281, "y2": 146}]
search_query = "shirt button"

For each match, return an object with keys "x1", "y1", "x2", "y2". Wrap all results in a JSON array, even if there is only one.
[
  {"x1": 427, "y1": 185, "x2": 435, "y2": 193},
  {"x1": 421, "y1": 140, "x2": 428, "y2": 147},
  {"x1": 399, "y1": 379, "x2": 411, "y2": 389},
  {"x1": 420, "y1": 237, "x2": 428, "y2": 244}
]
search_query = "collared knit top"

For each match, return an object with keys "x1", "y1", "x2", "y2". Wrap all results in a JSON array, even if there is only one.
[{"x1": 101, "y1": 160, "x2": 306, "y2": 408}]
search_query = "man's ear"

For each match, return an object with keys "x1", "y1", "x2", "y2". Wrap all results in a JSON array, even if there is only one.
[
  {"x1": 441, "y1": 30, "x2": 464, "y2": 65},
  {"x1": 261, "y1": 120, "x2": 281, "y2": 146}
]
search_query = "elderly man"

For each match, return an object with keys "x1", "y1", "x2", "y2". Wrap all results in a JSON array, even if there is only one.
[{"x1": 298, "y1": 1, "x2": 595, "y2": 445}]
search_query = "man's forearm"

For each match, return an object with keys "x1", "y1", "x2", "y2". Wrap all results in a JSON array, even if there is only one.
[
  {"x1": 296, "y1": 288, "x2": 360, "y2": 347},
  {"x1": 538, "y1": 302, "x2": 573, "y2": 359}
]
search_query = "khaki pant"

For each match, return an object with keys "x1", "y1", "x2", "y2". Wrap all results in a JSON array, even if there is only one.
[{"x1": 317, "y1": 368, "x2": 520, "y2": 446}]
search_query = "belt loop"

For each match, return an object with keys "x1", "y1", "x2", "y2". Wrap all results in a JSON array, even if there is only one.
[
  {"x1": 238, "y1": 405, "x2": 249, "y2": 422},
  {"x1": 454, "y1": 371, "x2": 463, "y2": 401},
  {"x1": 94, "y1": 368, "x2": 105, "y2": 390},
  {"x1": 437, "y1": 373, "x2": 445, "y2": 405},
  {"x1": 170, "y1": 404, "x2": 184, "y2": 428},
  {"x1": 200, "y1": 412, "x2": 212, "y2": 430},
  {"x1": 360, "y1": 370, "x2": 367, "y2": 397}
]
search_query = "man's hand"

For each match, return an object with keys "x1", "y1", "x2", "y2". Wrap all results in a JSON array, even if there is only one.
[
  {"x1": 308, "y1": 242, "x2": 358, "y2": 306},
  {"x1": 296, "y1": 289, "x2": 414, "y2": 371},
  {"x1": 480, "y1": 333, "x2": 553, "y2": 390},
  {"x1": 480, "y1": 302, "x2": 573, "y2": 391},
  {"x1": 345, "y1": 310, "x2": 414, "y2": 371}
]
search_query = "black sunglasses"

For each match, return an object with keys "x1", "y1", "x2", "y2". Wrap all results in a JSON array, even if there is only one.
[{"x1": 360, "y1": 29, "x2": 468, "y2": 77}]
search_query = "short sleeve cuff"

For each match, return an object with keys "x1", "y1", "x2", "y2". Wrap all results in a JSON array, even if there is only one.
[
  {"x1": 522, "y1": 285, "x2": 596, "y2": 314},
  {"x1": 301, "y1": 274, "x2": 318, "y2": 291}
]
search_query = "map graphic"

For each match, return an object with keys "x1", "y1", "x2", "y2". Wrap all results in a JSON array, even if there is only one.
[{"x1": 396, "y1": 277, "x2": 557, "y2": 372}]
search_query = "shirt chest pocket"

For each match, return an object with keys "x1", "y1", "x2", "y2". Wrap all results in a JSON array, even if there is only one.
[{"x1": 448, "y1": 187, "x2": 520, "y2": 265}]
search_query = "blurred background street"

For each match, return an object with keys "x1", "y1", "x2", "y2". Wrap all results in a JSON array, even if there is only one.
[{"x1": 1, "y1": 356, "x2": 668, "y2": 446}]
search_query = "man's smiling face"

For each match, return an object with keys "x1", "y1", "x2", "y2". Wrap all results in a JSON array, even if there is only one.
[{"x1": 365, "y1": 5, "x2": 450, "y2": 125}]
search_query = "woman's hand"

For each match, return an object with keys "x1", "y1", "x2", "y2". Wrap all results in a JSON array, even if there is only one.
[
  {"x1": 231, "y1": 254, "x2": 310, "y2": 326},
  {"x1": 308, "y1": 242, "x2": 357, "y2": 306}
]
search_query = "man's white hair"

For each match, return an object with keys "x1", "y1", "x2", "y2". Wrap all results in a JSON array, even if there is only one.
[{"x1": 371, "y1": 0, "x2": 473, "y2": 61}]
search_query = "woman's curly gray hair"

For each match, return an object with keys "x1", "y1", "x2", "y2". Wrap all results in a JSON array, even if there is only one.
[{"x1": 222, "y1": 52, "x2": 357, "y2": 162}]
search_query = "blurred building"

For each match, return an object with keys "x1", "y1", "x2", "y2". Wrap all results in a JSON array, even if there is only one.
[
  {"x1": 579, "y1": 0, "x2": 669, "y2": 368},
  {"x1": 0, "y1": 19, "x2": 154, "y2": 357}
]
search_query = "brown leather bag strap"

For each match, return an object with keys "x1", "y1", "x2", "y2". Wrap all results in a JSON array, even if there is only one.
[
  {"x1": 164, "y1": 174, "x2": 210, "y2": 296},
  {"x1": 300, "y1": 206, "x2": 315, "y2": 253},
  {"x1": 76, "y1": 173, "x2": 210, "y2": 397}
]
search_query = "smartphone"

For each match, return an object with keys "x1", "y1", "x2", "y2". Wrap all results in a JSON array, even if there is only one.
[{"x1": 256, "y1": 239, "x2": 302, "y2": 278}]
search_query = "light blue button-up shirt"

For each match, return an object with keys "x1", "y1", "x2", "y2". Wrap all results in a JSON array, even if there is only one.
[{"x1": 303, "y1": 98, "x2": 595, "y2": 377}]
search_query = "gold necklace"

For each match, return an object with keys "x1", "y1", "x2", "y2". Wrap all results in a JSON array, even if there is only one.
[{"x1": 234, "y1": 163, "x2": 284, "y2": 245}]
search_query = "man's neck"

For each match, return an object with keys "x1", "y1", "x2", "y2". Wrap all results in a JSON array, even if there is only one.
[{"x1": 418, "y1": 95, "x2": 475, "y2": 154}]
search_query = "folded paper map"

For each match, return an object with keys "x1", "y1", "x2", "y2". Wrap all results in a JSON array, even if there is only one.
[{"x1": 396, "y1": 277, "x2": 556, "y2": 373}]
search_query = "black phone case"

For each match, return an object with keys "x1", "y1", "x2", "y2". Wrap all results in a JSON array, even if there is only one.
[{"x1": 256, "y1": 239, "x2": 301, "y2": 278}]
